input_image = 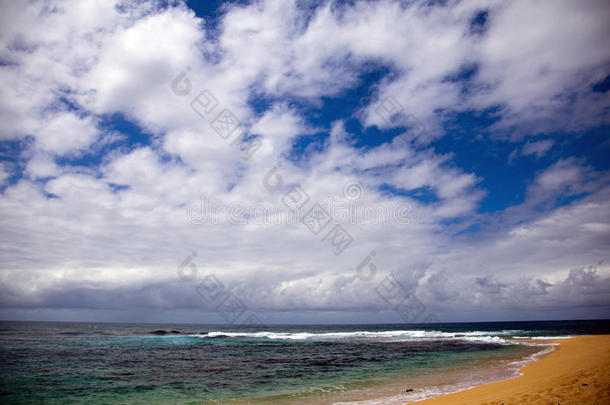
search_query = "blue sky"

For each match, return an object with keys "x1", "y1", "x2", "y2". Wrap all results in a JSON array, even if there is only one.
[{"x1": 0, "y1": 0, "x2": 609, "y2": 324}]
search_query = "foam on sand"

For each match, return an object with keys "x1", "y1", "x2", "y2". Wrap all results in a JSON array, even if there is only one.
[{"x1": 411, "y1": 335, "x2": 610, "y2": 405}]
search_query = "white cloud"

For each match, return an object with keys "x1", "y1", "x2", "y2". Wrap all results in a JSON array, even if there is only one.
[
  {"x1": 0, "y1": 162, "x2": 10, "y2": 187},
  {"x1": 25, "y1": 152, "x2": 61, "y2": 179},
  {"x1": 473, "y1": 0, "x2": 610, "y2": 136},
  {"x1": 250, "y1": 104, "x2": 308, "y2": 153},
  {"x1": 521, "y1": 139, "x2": 554, "y2": 158},
  {"x1": 35, "y1": 113, "x2": 99, "y2": 154},
  {"x1": 527, "y1": 158, "x2": 601, "y2": 206}
]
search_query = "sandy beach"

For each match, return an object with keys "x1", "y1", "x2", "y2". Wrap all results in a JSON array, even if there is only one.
[{"x1": 413, "y1": 335, "x2": 610, "y2": 405}]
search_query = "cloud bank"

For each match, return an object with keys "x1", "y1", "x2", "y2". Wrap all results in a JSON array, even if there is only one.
[{"x1": 0, "y1": 0, "x2": 609, "y2": 323}]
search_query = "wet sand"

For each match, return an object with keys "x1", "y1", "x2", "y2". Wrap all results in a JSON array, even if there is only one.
[{"x1": 413, "y1": 335, "x2": 610, "y2": 405}]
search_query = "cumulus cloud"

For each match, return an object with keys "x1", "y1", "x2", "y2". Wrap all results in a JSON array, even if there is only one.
[{"x1": 473, "y1": 0, "x2": 610, "y2": 136}]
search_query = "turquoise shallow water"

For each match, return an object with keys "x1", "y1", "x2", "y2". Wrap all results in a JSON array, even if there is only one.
[{"x1": 0, "y1": 320, "x2": 608, "y2": 404}]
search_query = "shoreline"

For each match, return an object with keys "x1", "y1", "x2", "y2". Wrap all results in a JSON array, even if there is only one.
[
  {"x1": 411, "y1": 335, "x2": 610, "y2": 405},
  {"x1": 234, "y1": 338, "x2": 546, "y2": 405}
]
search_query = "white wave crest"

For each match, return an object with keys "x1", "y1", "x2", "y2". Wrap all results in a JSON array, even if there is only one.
[{"x1": 199, "y1": 329, "x2": 522, "y2": 344}]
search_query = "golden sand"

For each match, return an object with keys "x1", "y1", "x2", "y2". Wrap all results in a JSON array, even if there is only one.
[{"x1": 413, "y1": 335, "x2": 610, "y2": 405}]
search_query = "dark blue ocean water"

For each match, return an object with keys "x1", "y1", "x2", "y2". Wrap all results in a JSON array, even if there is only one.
[{"x1": 0, "y1": 320, "x2": 608, "y2": 404}]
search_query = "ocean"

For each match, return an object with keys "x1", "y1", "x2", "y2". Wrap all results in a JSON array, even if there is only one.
[{"x1": 1, "y1": 320, "x2": 609, "y2": 404}]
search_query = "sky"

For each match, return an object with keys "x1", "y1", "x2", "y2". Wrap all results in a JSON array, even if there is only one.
[{"x1": 0, "y1": 0, "x2": 609, "y2": 324}]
